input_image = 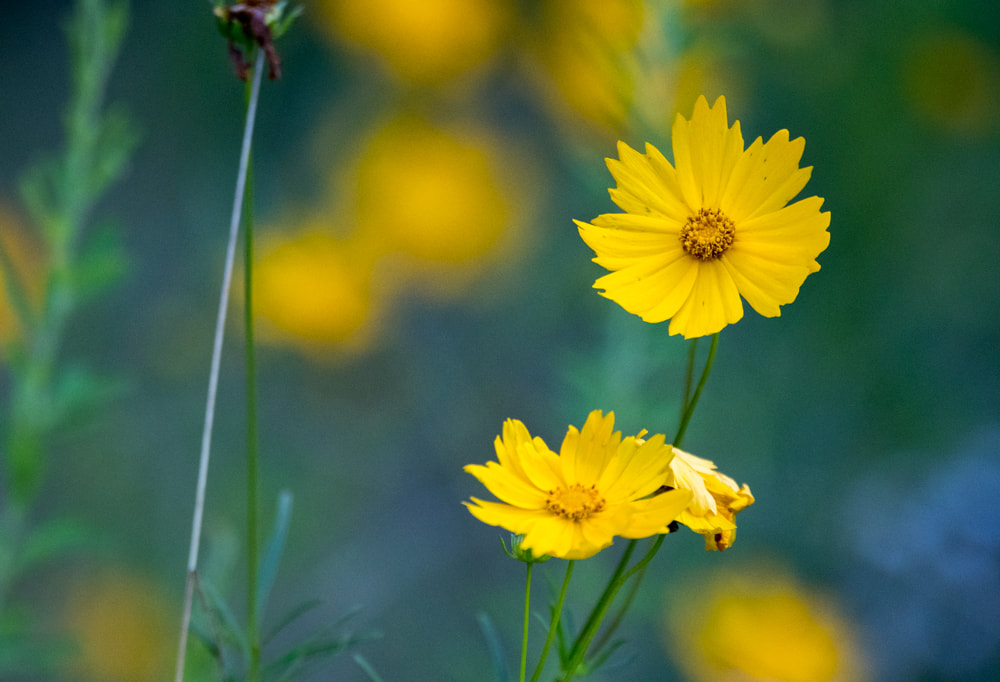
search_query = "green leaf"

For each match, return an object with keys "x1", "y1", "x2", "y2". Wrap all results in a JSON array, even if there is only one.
[
  {"x1": 476, "y1": 612, "x2": 509, "y2": 682},
  {"x1": 353, "y1": 654, "x2": 384, "y2": 682},
  {"x1": 18, "y1": 517, "x2": 94, "y2": 571},
  {"x1": 197, "y1": 577, "x2": 249, "y2": 669},
  {"x1": 263, "y1": 631, "x2": 370, "y2": 681},
  {"x1": 70, "y1": 221, "x2": 129, "y2": 299},
  {"x1": 256, "y1": 490, "x2": 293, "y2": 629},
  {"x1": 263, "y1": 598, "x2": 323, "y2": 645}
]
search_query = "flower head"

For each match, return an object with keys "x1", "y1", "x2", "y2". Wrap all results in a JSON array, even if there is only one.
[
  {"x1": 464, "y1": 410, "x2": 692, "y2": 560},
  {"x1": 576, "y1": 95, "x2": 830, "y2": 338},
  {"x1": 665, "y1": 565, "x2": 869, "y2": 682},
  {"x1": 666, "y1": 448, "x2": 754, "y2": 551}
]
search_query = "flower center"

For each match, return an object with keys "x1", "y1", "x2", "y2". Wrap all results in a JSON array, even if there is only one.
[
  {"x1": 545, "y1": 483, "x2": 606, "y2": 521},
  {"x1": 680, "y1": 208, "x2": 735, "y2": 260}
]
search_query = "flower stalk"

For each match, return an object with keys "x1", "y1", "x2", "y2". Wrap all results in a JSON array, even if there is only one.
[{"x1": 174, "y1": 48, "x2": 265, "y2": 682}]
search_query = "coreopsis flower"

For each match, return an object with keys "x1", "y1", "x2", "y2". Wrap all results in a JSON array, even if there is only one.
[
  {"x1": 464, "y1": 410, "x2": 692, "y2": 560},
  {"x1": 576, "y1": 95, "x2": 831, "y2": 338},
  {"x1": 665, "y1": 565, "x2": 870, "y2": 682},
  {"x1": 251, "y1": 225, "x2": 381, "y2": 353},
  {"x1": 314, "y1": 0, "x2": 511, "y2": 84},
  {"x1": 665, "y1": 448, "x2": 754, "y2": 551}
]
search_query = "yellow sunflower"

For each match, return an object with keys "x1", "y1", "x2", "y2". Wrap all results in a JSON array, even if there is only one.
[
  {"x1": 576, "y1": 95, "x2": 830, "y2": 338},
  {"x1": 464, "y1": 410, "x2": 692, "y2": 560}
]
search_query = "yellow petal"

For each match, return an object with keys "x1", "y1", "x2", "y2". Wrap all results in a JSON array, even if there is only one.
[
  {"x1": 667, "y1": 260, "x2": 743, "y2": 338},
  {"x1": 621, "y1": 488, "x2": 693, "y2": 538},
  {"x1": 594, "y1": 251, "x2": 696, "y2": 322},
  {"x1": 464, "y1": 499, "x2": 545, "y2": 535},
  {"x1": 722, "y1": 131, "x2": 807, "y2": 222},
  {"x1": 464, "y1": 462, "x2": 546, "y2": 508},
  {"x1": 561, "y1": 410, "x2": 618, "y2": 485}
]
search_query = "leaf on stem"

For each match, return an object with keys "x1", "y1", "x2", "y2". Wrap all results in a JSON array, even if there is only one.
[
  {"x1": 476, "y1": 612, "x2": 510, "y2": 682},
  {"x1": 255, "y1": 490, "x2": 293, "y2": 630}
]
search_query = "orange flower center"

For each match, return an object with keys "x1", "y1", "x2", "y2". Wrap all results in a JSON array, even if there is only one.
[
  {"x1": 545, "y1": 483, "x2": 606, "y2": 521},
  {"x1": 680, "y1": 208, "x2": 735, "y2": 260}
]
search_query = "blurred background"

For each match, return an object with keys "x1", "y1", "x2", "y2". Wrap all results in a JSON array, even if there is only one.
[{"x1": 1, "y1": 0, "x2": 999, "y2": 680}]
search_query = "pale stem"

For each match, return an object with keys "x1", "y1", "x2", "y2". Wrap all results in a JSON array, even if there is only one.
[{"x1": 173, "y1": 49, "x2": 266, "y2": 682}]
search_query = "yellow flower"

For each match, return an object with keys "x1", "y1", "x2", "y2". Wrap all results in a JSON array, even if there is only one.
[
  {"x1": 464, "y1": 410, "x2": 692, "y2": 560},
  {"x1": 665, "y1": 448, "x2": 754, "y2": 551},
  {"x1": 252, "y1": 224, "x2": 381, "y2": 354},
  {"x1": 64, "y1": 569, "x2": 173, "y2": 681},
  {"x1": 576, "y1": 95, "x2": 830, "y2": 338},
  {"x1": 665, "y1": 565, "x2": 870, "y2": 682},
  {"x1": 525, "y1": 0, "x2": 646, "y2": 136},
  {"x1": 314, "y1": 0, "x2": 511, "y2": 84},
  {"x1": 352, "y1": 116, "x2": 511, "y2": 266}
]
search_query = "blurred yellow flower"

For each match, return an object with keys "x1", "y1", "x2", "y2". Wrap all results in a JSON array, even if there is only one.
[
  {"x1": 525, "y1": 0, "x2": 645, "y2": 136},
  {"x1": 252, "y1": 224, "x2": 381, "y2": 353},
  {"x1": 64, "y1": 569, "x2": 172, "y2": 682},
  {"x1": 464, "y1": 410, "x2": 692, "y2": 560},
  {"x1": 0, "y1": 206, "x2": 44, "y2": 353},
  {"x1": 314, "y1": 0, "x2": 511, "y2": 84},
  {"x1": 902, "y1": 29, "x2": 1000, "y2": 136},
  {"x1": 351, "y1": 115, "x2": 516, "y2": 289},
  {"x1": 576, "y1": 95, "x2": 831, "y2": 338},
  {"x1": 665, "y1": 448, "x2": 754, "y2": 550},
  {"x1": 666, "y1": 565, "x2": 869, "y2": 682}
]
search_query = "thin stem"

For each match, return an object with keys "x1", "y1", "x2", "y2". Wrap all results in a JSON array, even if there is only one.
[
  {"x1": 520, "y1": 562, "x2": 532, "y2": 682},
  {"x1": 680, "y1": 338, "x2": 698, "y2": 423},
  {"x1": 529, "y1": 560, "x2": 574, "y2": 682},
  {"x1": 672, "y1": 333, "x2": 719, "y2": 448},
  {"x1": 562, "y1": 541, "x2": 635, "y2": 679},
  {"x1": 590, "y1": 561, "x2": 643, "y2": 656},
  {"x1": 174, "y1": 49, "x2": 266, "y2": 682},
  {"x1": 561, "y1": 334, "x2": 720, "y2": 678},
  {"x1": 243, "y1": 78, "x2": 261, "y2": 682}
]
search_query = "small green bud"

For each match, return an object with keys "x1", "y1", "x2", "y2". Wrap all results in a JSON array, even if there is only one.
[{"x1": 500, "y1": 534, "x2": 550, "y2": 564}]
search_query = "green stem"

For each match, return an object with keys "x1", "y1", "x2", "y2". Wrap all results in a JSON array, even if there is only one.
[
  {"x1": 680, "y1": 338, "x2": 698, "y2": 423},
  {"x1": 243, "y1": 77, "x2": 261, "y2": 680},
  {"x1": 174, "y1": 48, "x2": 265, "y2": 682},
  {"x1": 520, "y1": 562, "x2": 532, "y2": 682},
  {"x1": 561, "y1": 334, "x2": 720, "y2": 678},
  {"x1": 529, "y1": 560, "x2": 574, "y2": 682},
  {"x1": 672, "y1": 333, "x2": 719, "y2": 448},
  {"x1": 561, "y1": 542, "x2": 635, "y2": 680}
]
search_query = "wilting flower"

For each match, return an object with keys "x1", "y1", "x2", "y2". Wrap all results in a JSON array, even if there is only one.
[
  {"x1": 576, "y1": 95, "x2": 830, "y2": 338},
  {"x1": 665, "y1": 448, "x2": 754, "y2": 550},
  {"x1": 464, "y1": 410, "x2": 692, "y2": 560}
]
